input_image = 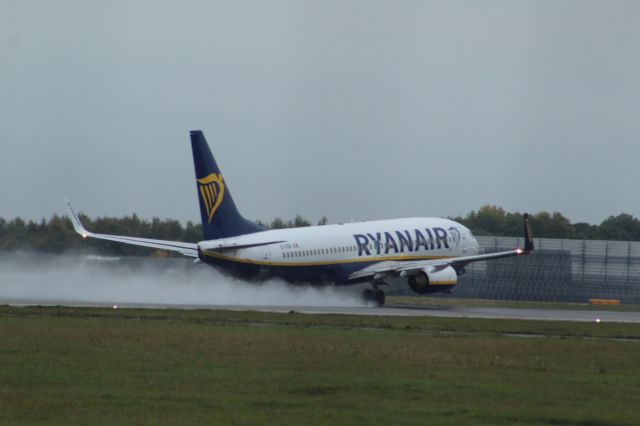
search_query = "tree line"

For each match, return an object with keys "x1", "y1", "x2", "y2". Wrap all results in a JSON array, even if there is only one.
[
  {"x1": 0, "y1": 214, "x2": 325, "y2": 256},
  {"x1": 451, "y1": 205, "x2": 640, "y2": 241},
  {"x1": 1, "y1": 206, "x2": 640, "y2": 256}
]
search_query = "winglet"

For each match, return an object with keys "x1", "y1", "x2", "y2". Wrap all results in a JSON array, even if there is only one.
[
  {"x1": 64, "y1": 197, "x2": 91, "y2": 239},
  {"x1": 523, "y1": 213, "x2": 534, "y2": 253}
]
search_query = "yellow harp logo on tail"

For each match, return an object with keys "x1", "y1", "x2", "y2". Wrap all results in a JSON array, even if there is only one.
[{"x1": 197, "y1": 173, "x2": 225, "y2": 223}]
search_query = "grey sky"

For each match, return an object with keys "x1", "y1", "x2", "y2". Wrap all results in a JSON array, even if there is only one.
[{"x1": 1, "y1": 0, "x2": 639, "y2": 226}]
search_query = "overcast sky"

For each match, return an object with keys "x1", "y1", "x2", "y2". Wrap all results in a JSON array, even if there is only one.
[{"x1": 2, "y1": 0, "x2": 639, "y2": 226}]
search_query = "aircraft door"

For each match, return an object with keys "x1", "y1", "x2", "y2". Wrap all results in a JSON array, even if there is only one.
[{"x1": 260, "y1": 245, "x2": 271, "y2": 275}]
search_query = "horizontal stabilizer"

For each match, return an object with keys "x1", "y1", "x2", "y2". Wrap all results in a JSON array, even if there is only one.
[{"x1": 199, "y1": 239, "x2": 287, "y2": 252}]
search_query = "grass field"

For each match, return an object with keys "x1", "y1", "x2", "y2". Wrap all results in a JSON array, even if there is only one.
[
  {"x1": 387, "y1": 295, "x2": 640, "y2": 312},
  {"x1": 1, "y1": 305, "x2": 640, "y2": 425}
]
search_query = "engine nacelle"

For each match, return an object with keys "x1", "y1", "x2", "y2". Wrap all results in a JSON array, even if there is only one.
[{"x1": 407, "y1": 266, "x2": 458, "y2": 294}]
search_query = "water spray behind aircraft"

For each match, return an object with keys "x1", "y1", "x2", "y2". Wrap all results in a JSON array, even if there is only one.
[{"x1": 0, "y1": 253, "x2": 366, "y2": 308}]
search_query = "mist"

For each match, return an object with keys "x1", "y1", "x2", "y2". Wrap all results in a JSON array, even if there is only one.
[{"x1": 0, "y1": 253, "x2": 366, "y2": 308}]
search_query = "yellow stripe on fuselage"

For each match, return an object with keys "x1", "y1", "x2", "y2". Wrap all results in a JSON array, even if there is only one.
[{"x1": 202, "y1": 250, "x2": 453, "y2": 267}]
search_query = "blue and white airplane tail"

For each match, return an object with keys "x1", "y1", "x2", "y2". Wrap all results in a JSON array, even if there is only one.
[{"x1": 190, "y1": 130, "x2": 266, "y2": 240}]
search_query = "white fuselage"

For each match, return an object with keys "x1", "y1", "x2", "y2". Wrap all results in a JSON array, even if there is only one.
[{"x1": 198, "y1": 217, "x2": 480, "y2": 284}]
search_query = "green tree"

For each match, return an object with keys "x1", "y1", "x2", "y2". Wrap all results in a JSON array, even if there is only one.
[
  {"x1": 292, "y1": 215, "x2": 311, "y2": 228},
  {"x1": 531, "y1": 212, "x2": 575, "y2": 239},
  {"x1": 270, "y1": 217, "x2": 286, "y2": 229},
  {"x1": 466, "y1": 205, "x2": 506, "y2": 236},
  {"x1": 599, "y1": 214, "x2": 640, "y2": 241}
]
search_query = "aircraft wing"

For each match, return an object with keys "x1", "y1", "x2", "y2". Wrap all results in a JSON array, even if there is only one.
[
  {"x1": 65, "y1": 198, "x2": 199, "y2": 258},
  {"x1": 349, "y1": 214, "x2": 534, "y2": 281},
  {"x1": 348, "y1": 247, "x2": 527, "y2": 281}
]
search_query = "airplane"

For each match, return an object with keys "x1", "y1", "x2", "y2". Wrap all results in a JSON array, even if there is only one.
[{"x1": 65, "y1": 130, "x2": 534, "y2": 306}]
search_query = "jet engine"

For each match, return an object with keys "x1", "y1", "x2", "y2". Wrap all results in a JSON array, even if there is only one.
[{"x1": 406, "y1": 266, "x2": 458, "y2": 294}]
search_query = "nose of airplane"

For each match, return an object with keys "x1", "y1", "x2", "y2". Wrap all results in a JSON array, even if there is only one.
[{"x1": 466, "y1": 231, "x2": 480, "y2": 255}]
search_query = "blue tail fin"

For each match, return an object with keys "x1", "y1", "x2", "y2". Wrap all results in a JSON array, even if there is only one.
[{"x1": 190, "y1": 130, "x2": 266, "y2": 240}]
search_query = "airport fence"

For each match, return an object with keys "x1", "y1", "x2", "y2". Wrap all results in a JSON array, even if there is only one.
[{"x1": 443, "y1": 236, "x2": 640, "y2": 304}]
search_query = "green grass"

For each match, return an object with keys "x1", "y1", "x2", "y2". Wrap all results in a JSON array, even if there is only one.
[{"x1": 1, "y1": 306, "x2": 640, "y2": 425}]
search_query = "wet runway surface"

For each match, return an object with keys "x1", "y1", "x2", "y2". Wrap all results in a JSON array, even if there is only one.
[{"x1": 3, "y1": 298, "x2": 640, "y2": 323}]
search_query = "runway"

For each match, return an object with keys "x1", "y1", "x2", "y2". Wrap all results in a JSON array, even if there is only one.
[{"x1": 3, "y1": 298, "x2": 640, "y2": 323}]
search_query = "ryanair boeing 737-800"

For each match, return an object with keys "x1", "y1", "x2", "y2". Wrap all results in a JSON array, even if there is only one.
[{"x1": 66, "y1": 130, "x2": 534, "y2": 306}]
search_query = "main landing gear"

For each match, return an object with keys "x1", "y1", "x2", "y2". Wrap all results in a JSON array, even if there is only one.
[{"x1": 362, "y1": 280, "x2": 386, "y2": 306}]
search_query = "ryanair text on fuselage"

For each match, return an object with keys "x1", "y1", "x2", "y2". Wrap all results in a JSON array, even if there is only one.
[{"x1": 353, "y1": 226, "x2": 460, "y2": 256}]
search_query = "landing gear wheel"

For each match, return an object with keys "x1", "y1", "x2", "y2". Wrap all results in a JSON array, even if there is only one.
[
  {"x1": 363, "y1": 289, "x2": 373, "y2": 301},
  {"x1": 362, "y1": 288, "x2": 386, "y2": 307}
]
